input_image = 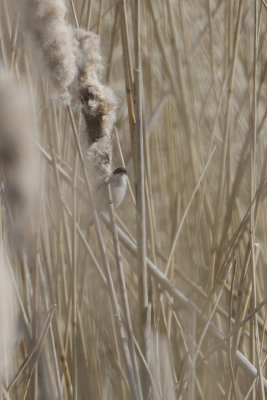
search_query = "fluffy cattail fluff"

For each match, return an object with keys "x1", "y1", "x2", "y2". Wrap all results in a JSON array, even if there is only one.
[
  {"x1": 12, "y1": 0, "x2": 77, "y2": 99},
  {"x1": 0, "y1": 247, "x2": 17, "y2": 382},
  {"x1": 75, "y1": 28, "x2": 117, "y2": 179},
  {"x1": 0, "y1": 69, "x2": 40, "y2": 244}
]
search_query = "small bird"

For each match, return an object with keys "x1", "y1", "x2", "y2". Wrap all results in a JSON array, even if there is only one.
[
  {"x1": 90, "y1": 166, "x2": 127, "y2": 224},
  {"x1": 107, "y1": 166, "x2": 127, "y2": 209}
]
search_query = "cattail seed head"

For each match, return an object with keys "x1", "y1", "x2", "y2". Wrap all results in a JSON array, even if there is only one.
[
  {"x1": 12, "y1": 0, "x2": 78, "y2": 98},
  {"x1": 75, "y1": 28, "x2": 117, "y2": 178}
]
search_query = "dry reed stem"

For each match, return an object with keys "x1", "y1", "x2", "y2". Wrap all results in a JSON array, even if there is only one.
[
  {"x1": 107, "y1": 181, "x2": 143, "y2": 399},
  {"x1": 0, "y1": 248, "x2": 17, "y2": 383},
  {"x1": 134, "y1": 0, "x2": 148, "y2": 347}
]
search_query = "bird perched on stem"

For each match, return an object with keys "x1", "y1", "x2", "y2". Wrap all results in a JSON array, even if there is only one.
[{"x1": 90, "y1": 167, "x2": 127, "y2": 224}]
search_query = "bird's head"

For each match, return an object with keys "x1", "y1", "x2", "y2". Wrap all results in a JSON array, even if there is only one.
[{"x1": 113, "y1": 167, "x2": 127, "y2": 176}]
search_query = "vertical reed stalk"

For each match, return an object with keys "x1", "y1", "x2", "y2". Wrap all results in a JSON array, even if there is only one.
[{"x1": 134, "y1": 0, "x2": 148, "y2": 355}]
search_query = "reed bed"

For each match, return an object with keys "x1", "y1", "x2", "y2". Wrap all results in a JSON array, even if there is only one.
[{"x1": 0, "y1": 0, "x2": 267, "y2": 399}]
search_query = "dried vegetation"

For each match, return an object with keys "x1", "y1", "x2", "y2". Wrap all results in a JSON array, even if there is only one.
[{"x1": 0, "y1": 0, "x2": 267, "y2": 399}]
